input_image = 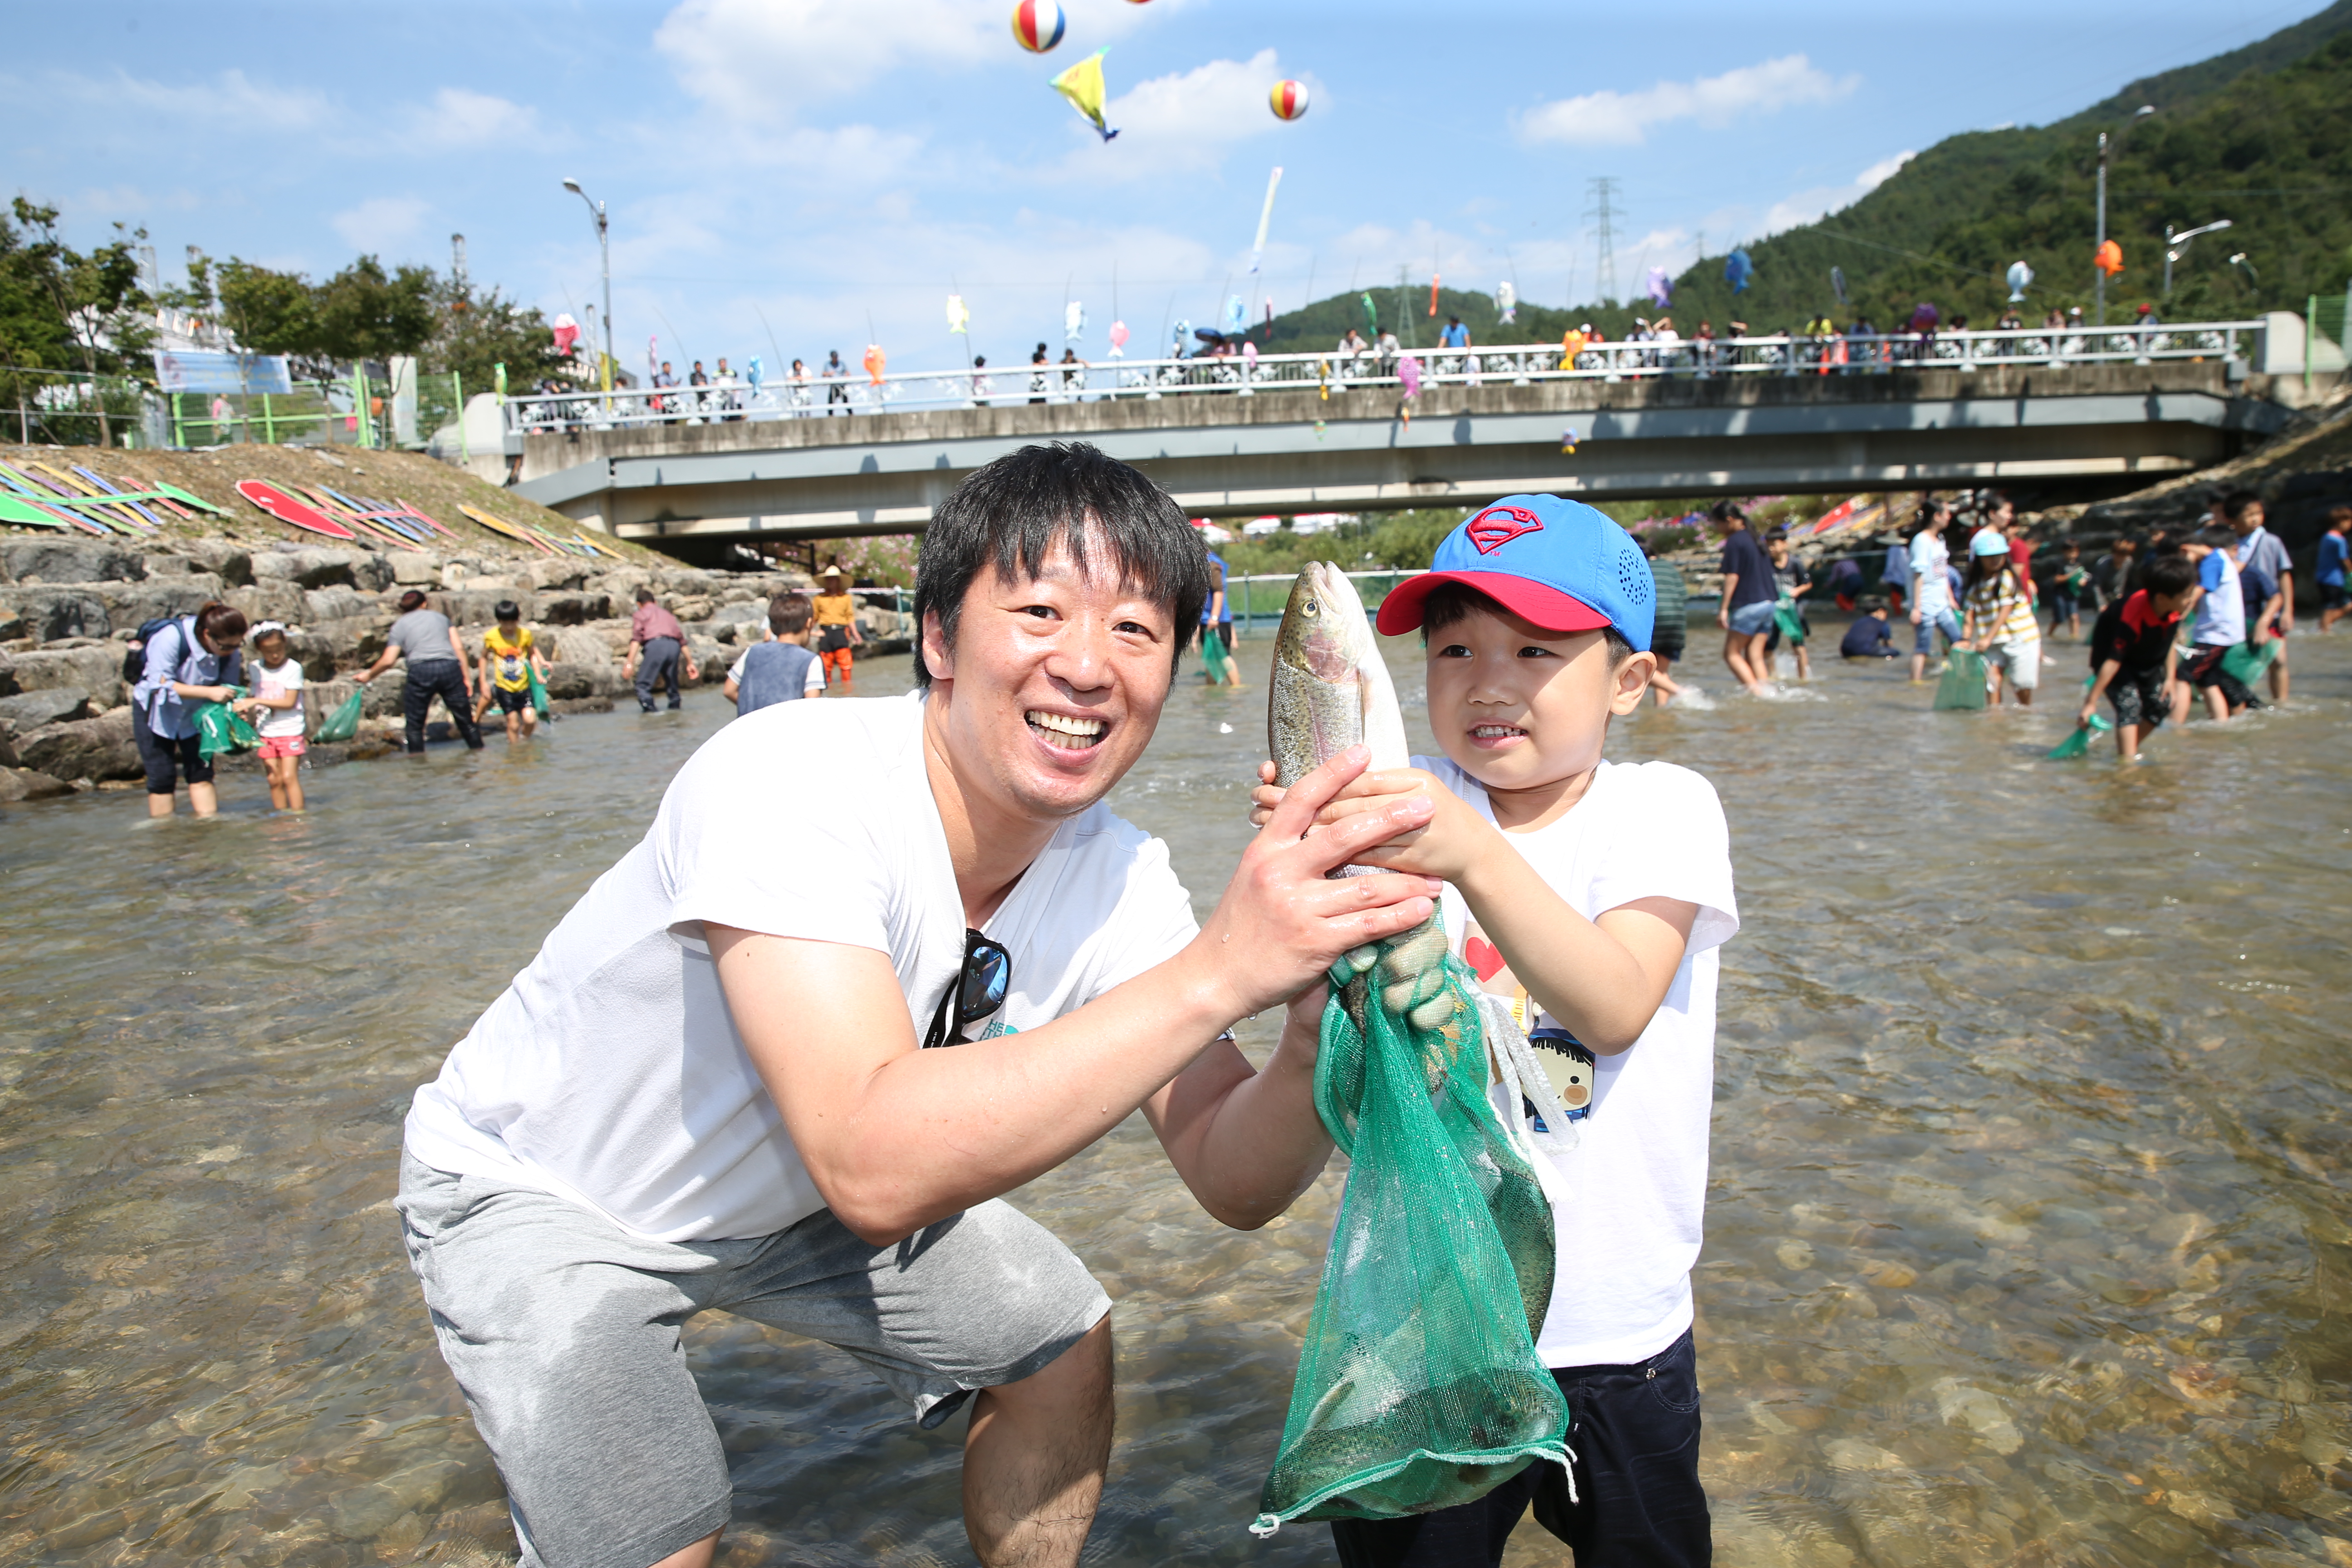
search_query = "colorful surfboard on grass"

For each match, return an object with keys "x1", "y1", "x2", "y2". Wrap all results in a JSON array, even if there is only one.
[{"x1": 236, "y1": 480, "x2": 359, "y2": 541}]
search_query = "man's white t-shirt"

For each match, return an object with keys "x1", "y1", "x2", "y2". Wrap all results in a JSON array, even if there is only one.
[
  {"x1": 405, "y1": 696, "x2": 1200, "y2": 1242},
  {"x1": 1416, "y1": 755, "x2": 1740, "y2": 1370},
  {"x1": 1909, "y1": 532, "x2": 1954, "y2": 616},
  {"x1": 251, "y1": 657, "x2": 306, "y2": 739}
]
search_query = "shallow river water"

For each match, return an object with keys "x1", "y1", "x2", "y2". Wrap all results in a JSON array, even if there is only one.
[{"x1": 7, "y1": 620, "x2": 2352, "y2": 1568}]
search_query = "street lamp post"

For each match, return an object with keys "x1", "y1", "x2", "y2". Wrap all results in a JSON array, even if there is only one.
[
  {"x1": 2095, "y1": 132, "x2": 2107, "y2": 329},
  {"x1": 2164, "y1": 220, "x2": 2233, "y2": 296},
  {"x1": 2095, "y1": 107, "x2": 2156, "y2": 330},
  {"x1": 562, "y1": 177, "x2": 613, "y2": 403}
]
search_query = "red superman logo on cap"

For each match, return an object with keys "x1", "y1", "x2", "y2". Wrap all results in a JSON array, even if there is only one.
[{"x1": 1464, "y1": 505, "x2": 1544, "y2": 554}]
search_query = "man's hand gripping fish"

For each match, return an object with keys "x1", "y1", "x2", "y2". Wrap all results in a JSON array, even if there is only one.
[{"x1": 1268, "y1": 563, "x2": 1459, "y2": 1057}]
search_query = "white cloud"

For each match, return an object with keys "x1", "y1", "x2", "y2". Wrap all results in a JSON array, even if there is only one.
[
  {"x1": 331, "y1": 196, "x2": 431, "y2": 252},
  {"x1": 405, "y1": 88, "x2": 540, "y2": 151},
  {"x1": 1519, "y1": 55, "x2": 1857, "y2": 147},
  {"x1": 654, "y1": 0, "x2": 998, "y2": 119},
  {"x1": 1755, "y1": 151, "x2": 1915, "y2": 235},
  {"x1": 58, "y1": 67, "x2": 331, "y2": 131}
]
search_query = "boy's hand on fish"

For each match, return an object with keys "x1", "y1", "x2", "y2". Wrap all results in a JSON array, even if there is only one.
[
  {"x1": 1195, "y1": 745, "x2": 1443, "y2": 1021},
  {"x1": 1250, "y1": 763, "x2": 1491, "y2": 885}
]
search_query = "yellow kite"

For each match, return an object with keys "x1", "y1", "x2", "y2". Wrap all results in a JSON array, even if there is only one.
[{"x1": 1053, "y1": 48, "x2": 1119, "y2": 142}]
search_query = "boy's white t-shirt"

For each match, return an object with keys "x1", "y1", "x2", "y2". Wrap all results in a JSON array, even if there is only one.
[
  {"x1": 1416, "y1": 754, "x2": 1739, "y2": 1369},
  {"x1": 252, "y1": 657, "x2": 306, "y2": 739},
  {"x1": 405, "y1": 696, "x2": 1200, "y2": 1242}
]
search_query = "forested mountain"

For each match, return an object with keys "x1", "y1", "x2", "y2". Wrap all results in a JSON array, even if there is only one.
[{"x1": 1261, "y1": 0, "x2": 2352, "y2": 351}]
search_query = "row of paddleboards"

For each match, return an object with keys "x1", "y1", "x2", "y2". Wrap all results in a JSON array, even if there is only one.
[
  {"x1": 0, "y1": 459, "x2": 230, "y2": 536},
  {"x1": 0, "y1": 459, "x2": 623, "y2": 563},
  {"x1": 228, "y1": 480, "x2": 622, "y2": 561}
]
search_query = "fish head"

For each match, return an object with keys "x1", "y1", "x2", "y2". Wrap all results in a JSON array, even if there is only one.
[{"x1": 1276, "y1": 561, "x2": 1378, "y2": 685}]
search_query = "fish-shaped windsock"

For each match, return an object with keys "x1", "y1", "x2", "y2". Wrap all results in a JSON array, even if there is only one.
[
  {"x1": 1053, "y1": 48, "x2": 1118, "y2": 142},
  {"x1": 1361, "y1": 293, "x2": 1378, "y2": 337},
  {"x1": 1065, "y1": 300, "x2": 1085, "y2": 342},
  {"x1": 1645, "y1": 267, "x2": 1673, "y2": 308},
  {"x1": 862, "y1": 343, "x2": 886, "y2": 384},
  {"x1": 1497, "y1": 280, "x2": 1517, "y2": 324},
  {"x1": 1225, "y1": 295, "x2": 1247, "y2": 333},
  {"x1": 1725, "y1": 249, "x2": 1754, "y2": 294},
  {"x1": 1398, "y1": 355, "x2": 1421, "y2": 399},
  {"x1": 1831, "y1": 266, "x2": 1848, "y2": 306},
  {"x1": 946, "y1": 294, "x2": 970, "y2": 334},
  {"x1": 2006, "y1": 260, "x2": 2033, "y2": 302}
]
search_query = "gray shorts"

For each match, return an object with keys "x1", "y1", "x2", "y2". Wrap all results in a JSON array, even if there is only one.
[{"x1": 396, "y1": 1150, "x2": 1111, "y2": 1568}]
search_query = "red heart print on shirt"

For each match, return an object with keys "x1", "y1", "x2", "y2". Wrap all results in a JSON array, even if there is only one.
[{"x1": 1464, "y1": 936, "x2": 1507, "y2": 982}]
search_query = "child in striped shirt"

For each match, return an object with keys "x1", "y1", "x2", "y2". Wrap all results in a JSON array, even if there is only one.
[{"x1": 1960, "y1": 529, "x2": 2041, "y2": 707}]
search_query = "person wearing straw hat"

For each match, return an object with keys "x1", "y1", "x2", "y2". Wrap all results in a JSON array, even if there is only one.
[{"x1": 812, "y1": 565, "x2": 864, "y2": 688}]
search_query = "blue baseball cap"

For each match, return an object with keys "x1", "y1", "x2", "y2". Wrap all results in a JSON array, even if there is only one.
[{"x1": 1376, "y1": 494, "x2": 1655, "y2": 652}]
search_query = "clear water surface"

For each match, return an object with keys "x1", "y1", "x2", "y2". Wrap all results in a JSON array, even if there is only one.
[{"x1": 5, "y1": 621, "x2": 2352, "y2": 1567}]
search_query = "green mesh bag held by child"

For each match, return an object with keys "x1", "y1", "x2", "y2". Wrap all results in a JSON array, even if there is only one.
[
  {"x1": 1933, "y1": 648, "x2": 1989, "y2": 710},
  {"x1": 193, "y1": 694, "x2": 259, "y2": 760},
  {"x1": 1253, "y1": 564, "x2": 1577, "y2": 1536},
  {"x1": 314, "y1": 688, "x2": 366, "y2": 744},
  {"x1": 1200, "y1": 625, "x2": 1235, "y2": 685}
]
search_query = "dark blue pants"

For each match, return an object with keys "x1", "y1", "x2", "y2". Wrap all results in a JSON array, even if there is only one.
[
  {"x1": 1329, "y1": 1330, "x2": 1709, "y2": 1568},
  {"x1": 403, "y1": 660, "x2": 484, "y2": 754},
  {"x1": 636, "y1": 637, "x2": 682, "y2": 711}
]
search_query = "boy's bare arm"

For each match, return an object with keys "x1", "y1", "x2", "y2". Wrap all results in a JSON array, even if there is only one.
[
  {"x1": 1448, "y1": 838, "x2": 1697, "y2": 1054},
  {"x1": 1251, "y1": 767, "x2": 1695, "y2": 1054},
  {"x1": 2082, "y1": 656, "x2": 2122, "y2": 720}
]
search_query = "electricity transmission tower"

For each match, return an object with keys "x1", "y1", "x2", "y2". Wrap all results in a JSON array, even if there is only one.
[{"x1": 1584, "y1": 177, "x2": 1622, "y2": 307}]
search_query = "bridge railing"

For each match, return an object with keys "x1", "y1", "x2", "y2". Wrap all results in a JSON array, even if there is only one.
[{"x1": 501, "y1": 321, "x2": 2265, "y2": 437}]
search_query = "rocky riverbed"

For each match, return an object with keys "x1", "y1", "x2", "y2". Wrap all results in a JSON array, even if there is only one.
[{"x1": 0, "y1": 534, "x2": 908, "y2": 799}]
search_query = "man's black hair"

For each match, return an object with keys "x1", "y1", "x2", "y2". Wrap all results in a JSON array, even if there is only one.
[
  {"x1": 397, "y1": 589, "x2": 428, "y2": 612},
  {"x1": 1765, "y1": 526, "x2": 1788, "y2": 543},
  {"x1": 2222, "y1": 489, "x2": 2262, "y2": 521},
  {"x1": 634, "y1": 587, "x2": 656, "y2": 604},
  {"x1": 769, "y1": 593, "x2": 811, "y2": 636},
  {"x1": 912, "y1": 441, "x2": 1209, "y2": 688},
  {"x1": 494, "y1": 600, "x2": 521, "y2": 622},
  {"x1": 1420, "y1": 580, "x2": 1635, "y2": 664},
  {"x1": 2144, "y1": 554, "x2": 2198, "y2": 598}
]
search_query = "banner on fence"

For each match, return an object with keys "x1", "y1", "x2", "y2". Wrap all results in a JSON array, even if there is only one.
[{"x1": 152, "y1": 351, "x2": 294, "y2": 396}]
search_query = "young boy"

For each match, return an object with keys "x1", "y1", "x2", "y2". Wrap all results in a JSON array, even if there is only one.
[
  {"x1": 2082, "y1": 554, "x2": 2199, "y2": 760},
  {"x1": 238, "y1": 621, "x2": 307, "y2": 811},
  {"x1": 1763, "y1": 527, "x2": 1813, "y2": 681},
  {"x1": 2048, "y1": 540, "x2": 2090, "y2": 638},
  {"x1": 2318, "y1": 508, "x2": 2350, "y2": 633},
  {"x1": 724, "y1": 592, "x2": 826, "y2": 715},
  {"x1": 1255, "y1": 495, "x2": 1738, "y2": 1567},
  {"x1": 1840, "y1": 606, "x2": 1899, "y2": 658},
  {"x1": 2178, "y1": 535, "x2": 2261, "y2": 720},
  {"x1": 475, "y1": 601, "x2": 549, "y2": 742}
]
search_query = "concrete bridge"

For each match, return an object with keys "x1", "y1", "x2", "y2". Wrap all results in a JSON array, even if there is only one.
[{"x1": 502, "y1": 321, "x2": 2313, "y2": 562}]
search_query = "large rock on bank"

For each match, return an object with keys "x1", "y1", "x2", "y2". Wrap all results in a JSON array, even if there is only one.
[
  {"x1": 16, "y1": 708, "x2": 138, "y2": 783},
  {"x1": 0, "y1": 539, "x2": 142, "y2": 584},
  {"x1": 3, "y1": 645, "x2": 127, "y2": 710}
]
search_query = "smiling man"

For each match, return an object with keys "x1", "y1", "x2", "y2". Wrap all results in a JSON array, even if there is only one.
[{"x1": 394, "y1": 442, "x2": 1441, "y2": 1568}]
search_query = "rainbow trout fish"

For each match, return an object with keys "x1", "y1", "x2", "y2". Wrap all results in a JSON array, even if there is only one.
[{"x1": 1267, "y1": 564, "x2": 1459, "y2": 1046}]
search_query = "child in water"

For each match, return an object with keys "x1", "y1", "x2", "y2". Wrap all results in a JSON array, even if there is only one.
[
  {"x1": 239, "y1": 621, "x2": 307, "y2": 811},
  {"x1": 1253, "y1": 495, "x2": 1737, "y2": 1568}
]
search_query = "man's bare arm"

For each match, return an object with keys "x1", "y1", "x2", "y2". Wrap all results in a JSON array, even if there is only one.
[{"x1": 710, "y1": 749, "x2": 1439, "y2": 1246}]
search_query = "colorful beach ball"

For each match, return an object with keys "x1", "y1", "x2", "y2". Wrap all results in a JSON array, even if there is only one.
[
  {"x1": 1010, "y1": 0, "x2": 1066, "y2": 52},
  {"x1": 1269, "y1": 79, "x2": 1310, "y2": 121}
]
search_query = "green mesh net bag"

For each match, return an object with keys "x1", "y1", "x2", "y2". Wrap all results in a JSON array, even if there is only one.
[
  {"x1": 193, "y1": 695, "x2": 259, "y2": 760},
  {"x1": 1933, "y1": 648, "x2": 1989, "y2": 710},
  {"x1": 1251, "y1": 923, "x2": 1576, "y2": 1536},
  {"x1": 314, "y1": 688, "x2": 365, "y2": 744}
]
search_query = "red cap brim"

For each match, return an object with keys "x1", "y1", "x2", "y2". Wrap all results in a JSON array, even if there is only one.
[{"x1": 1376, "y1": 572, "x2": 1614, "y2": 637}]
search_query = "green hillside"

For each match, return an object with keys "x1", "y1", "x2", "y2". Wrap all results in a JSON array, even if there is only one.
[{"x1": 1260, "y1": 1, "x2": 2352, "y2": 348}]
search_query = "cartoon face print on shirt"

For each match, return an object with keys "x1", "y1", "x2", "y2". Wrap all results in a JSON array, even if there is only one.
[{"x1": 1461, "y1": 918, "x2": 1593, "y2": 1121}]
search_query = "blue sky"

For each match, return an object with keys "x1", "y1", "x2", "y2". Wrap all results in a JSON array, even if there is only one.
[{"x1": 7, "y1": 0, "x2": 2326, "y2": 376}]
